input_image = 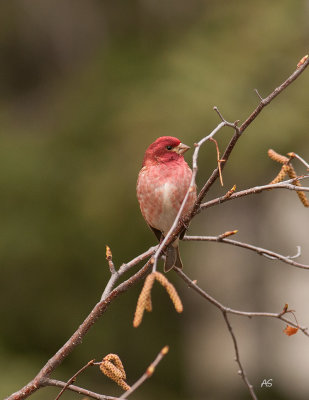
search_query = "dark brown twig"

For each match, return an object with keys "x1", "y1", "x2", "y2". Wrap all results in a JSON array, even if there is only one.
[{"x1": 54, "y1": 360, "x2": 95, "y2": 400}]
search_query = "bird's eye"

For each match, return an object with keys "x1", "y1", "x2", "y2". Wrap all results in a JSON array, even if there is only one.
[{"x1": 166, "y1": 145, "x2": 173, "y2": 150}]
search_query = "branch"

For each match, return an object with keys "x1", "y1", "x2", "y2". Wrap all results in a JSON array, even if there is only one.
[
  {"x1": 174, "y1": 267, "x2": 309, "y2": 337},
  {"x1": 46, "y1": 346, "x2": 168, "y2": 400},
  {"x1": 183, "y1": 235, "x2": 309, "y2": 270},
  {"x1": 222, "y1": 312, "x2": 257, "y2": 400},
  {"x1": 149, "y1": 55, "x2": 309, "y2": 269},
  {"x1": 119, "y1": 346, "x2": 169, "y2": 399},
  {"x1": 101, "y1": 245, "x2": 157, "y2": 300},
  {"x1": 54, "y1": 360, "x2": 95, "y2": 400},
  {"x1": 195, "y1": 55, "x2": 309, "y2": 205},
  {"x1": 173, "y1": 265, "x2": 309, "y2": 397},
  {"x1": 151, "y1": 117, "x2": 237, "y2": 271},
  {"x1": 6, "y1": 56, "x2": 309, "y2": 400},
  {"x1": 288, "y1": 152, "x2": 309, "y2": 170},
  {"x1": 200, "y1": 176, "x2": 309, "y2": 211},
  {"x1": 43, "y1": 378, "x2": 118, "y2": 400},
  {"x1": 6, "y1": 257, "x2": 153, "y2": 400}
]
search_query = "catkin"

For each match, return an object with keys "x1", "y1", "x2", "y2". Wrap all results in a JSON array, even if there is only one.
[
  {"x1": 103, "y1": 354, "x2": 126, "y2": 378},
  {"x1": 133, "y1": 273, "x2": 155, "y2": 327},
  {"x1": 100, "y1": 354, "x2": 130, "y2": 391},
  {"x1": 268, "y1": 149, "x2": 289, "y2": 164},
  {"x1": 153, "y1": 272, "x2": 183, "y2": 313},
  {"x1": 269, "y1": 164, "x2": 289, "y2": 184},
  {"x1": 133, "y1": 271, "x2": 184, "y2": 327}
]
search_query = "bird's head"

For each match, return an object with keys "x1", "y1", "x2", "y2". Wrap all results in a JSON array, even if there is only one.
[{"x1": 142, "y1": 136, "x2": 190, "y2": 166}]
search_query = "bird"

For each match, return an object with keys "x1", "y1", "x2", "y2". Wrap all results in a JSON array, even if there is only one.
[{"x1": 137, "y1": 136, "x2": 197, "y2": 272}]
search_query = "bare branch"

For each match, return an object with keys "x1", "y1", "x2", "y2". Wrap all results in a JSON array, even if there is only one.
[
  {"x1": 54, "y1": 360, "x2": 95, "y2": 400},
  {"x1": 183, "y1": 235, "x2": 309, "y2": 270},
  {"x1": 151, "y1": 55, "x2": 309, "y2": 266},
  {"x1": 6, "y1": 258, "x2": 153, "y2": 400},
  {"x1": 239, "y1": 55, "x2": 309, "y2": 132},
  {"x1": 222, "y1": 312, "x2": 257, "y2": 400},
  {"x1": 288, "y1": 152, "x2": 309, "y2": 170},
  {"x1": 101, "y1": 245, "x2": 158, "y2": 300},
  {"x1": 43, "y1": 378, "x2": 118, "y2": 400},
  {"x1": 193, "y1": 56, "x2": 309, "y2": 211},
  {"x1": 174, "y1": 267, "x2": 309, "y2": 337},
  {"x1": 119, "y1": 346, "x2": 169, "y2": 399},
  {"x1": 5, "y1": 56, "x2": 309, "y2": 400},
  {"x1": 201, "y1": 176, "x2": 309, "y2": 211}
]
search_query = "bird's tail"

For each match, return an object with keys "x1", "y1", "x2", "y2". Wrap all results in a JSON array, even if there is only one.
[{"x1": 164, "y1": 243, "x2": 183, "y2": 272}]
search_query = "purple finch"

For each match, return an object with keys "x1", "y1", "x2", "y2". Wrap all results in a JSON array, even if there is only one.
[{"x1": 137, "y1": 136, "x2": 197, "y2": 272}]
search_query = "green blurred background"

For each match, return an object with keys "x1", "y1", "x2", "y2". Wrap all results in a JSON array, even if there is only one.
[{"x1": 1, "y1": 1, "x2": 308, "y2": 399}]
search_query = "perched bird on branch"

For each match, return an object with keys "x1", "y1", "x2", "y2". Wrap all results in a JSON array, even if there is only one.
[{"x1": 137, "y1": 136, "x2": 197, "y2": 272}]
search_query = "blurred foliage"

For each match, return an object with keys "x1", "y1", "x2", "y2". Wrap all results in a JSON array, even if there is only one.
[{"x1": 0, "y1": 1, "x2": 308, "y2": 399}]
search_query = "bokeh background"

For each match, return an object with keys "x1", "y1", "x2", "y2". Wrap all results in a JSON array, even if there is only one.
[{"x1": 1, "y1": 1, "x2": 308, "y2": 399}]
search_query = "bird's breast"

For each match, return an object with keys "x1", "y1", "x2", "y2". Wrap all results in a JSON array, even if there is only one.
[{"x1": 137, "y1": 161, "x2": 196, "y2": 235}]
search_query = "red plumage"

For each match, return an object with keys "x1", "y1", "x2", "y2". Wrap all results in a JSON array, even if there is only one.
[{"x1": 137, "y1": 136, "x2": 197, "y2": 271}]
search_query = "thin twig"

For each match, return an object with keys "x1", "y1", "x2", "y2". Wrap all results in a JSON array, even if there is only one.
[
  {"x1": 183, "y1": 235, "x2": 309, "y2": 270},
  {"x1": 119, "y1": 346, "x2": 169, "y2": 399},
  {"x1": 43, "y1": 378, "x2": 118, "y2": 400},
  {"x1": 222, "y1": 312, "x2": 257, "y2": 400},
  {"x1": 54, "y1": 360, "x2": 95, "y2": 400},
  {"x1": 174, "y1": 266, "x2": 309, "y2": 399},
  {"x1": 6, "y1": 258, "x2": 153, "y2": 400},
  {"x1": 200, "y1": 176, "x2": 309, "y2": 211},
  {"x1": 193, "y1": 56, "x2": 309, "y2": 213},
  {"x1": 288, "y1": 152, "x2": 309, "y2": 170},
  {"x1": 174, "y1": 267, "x2": 309, "y2": 337},
  {"x1": 209, "y1": 137, "x2": 224, "y2": 186},
  {"x1": 101, "y1": 245, "x2": 158, "y2": 300},
  {"x1": 288, "y1": 246, "x2": 301, "y2": 259}
]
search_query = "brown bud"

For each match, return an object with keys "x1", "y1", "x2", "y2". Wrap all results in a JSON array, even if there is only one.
[
  {"x1": 297, "y1": 55, "x2": 308, "y2": 68},
  {"x1": 105, "y1": 245, "x2": 112, "y2": 260}
]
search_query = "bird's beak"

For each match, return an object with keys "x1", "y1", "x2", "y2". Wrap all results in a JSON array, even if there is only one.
[{"x1": 173, "y1": 143, "x2": 190, "y2": 155}]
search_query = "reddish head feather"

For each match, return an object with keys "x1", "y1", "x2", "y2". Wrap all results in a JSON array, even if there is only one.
[{"x1": 142, "y1": 136, "x2": 182, "y2": 166}]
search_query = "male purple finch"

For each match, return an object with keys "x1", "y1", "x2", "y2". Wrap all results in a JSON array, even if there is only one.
[{"x1": 137, "y1": 136, "x2": 197, "y2": 272}]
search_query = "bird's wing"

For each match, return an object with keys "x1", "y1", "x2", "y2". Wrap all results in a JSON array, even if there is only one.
[{"x1": 148, "y1": 224, "x2": 163, "y2": 241}]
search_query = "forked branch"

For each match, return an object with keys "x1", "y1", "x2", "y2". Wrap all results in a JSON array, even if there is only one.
[{"x1": 5, "y1": 56, "x2": 309, "y2": 400}]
